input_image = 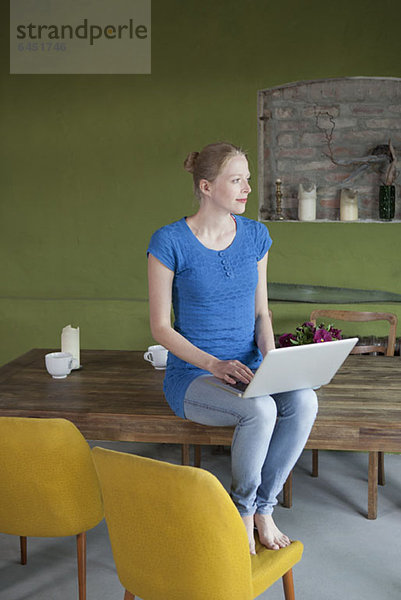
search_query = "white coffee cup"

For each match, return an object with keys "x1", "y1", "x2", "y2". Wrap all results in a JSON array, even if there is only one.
[
  {"x1": 143, "y1": 345, "x2": 168, "y2": 370},
  {"x1": 45, "y1": 352, "x2": 74, "y2": 379}
]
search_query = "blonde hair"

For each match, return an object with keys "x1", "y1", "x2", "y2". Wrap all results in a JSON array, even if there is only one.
[{"x1": 184, "y1": 142, "x2": 246, "y2": 199}]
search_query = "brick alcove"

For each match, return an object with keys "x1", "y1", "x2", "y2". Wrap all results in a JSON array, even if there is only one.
[{"x1": 257, "y1": 77, "x2": 401, "y2": 222}]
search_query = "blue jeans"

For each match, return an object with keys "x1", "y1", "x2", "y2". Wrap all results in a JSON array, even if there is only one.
[{"x1": 184, "y1": 375, "x2": 318, "y2": 516}]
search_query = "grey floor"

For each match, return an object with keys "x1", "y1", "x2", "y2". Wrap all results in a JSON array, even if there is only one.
[{"x1": 0, "y1": 444, "x2": 400, "y2": 600}]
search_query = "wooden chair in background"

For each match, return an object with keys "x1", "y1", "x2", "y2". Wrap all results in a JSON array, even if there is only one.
[{"x1": 309, "y1": 309, "x2": 398, "y2": 490}]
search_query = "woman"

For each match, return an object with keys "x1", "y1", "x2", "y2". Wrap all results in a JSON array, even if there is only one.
[{"x1": 147, "y1": 142, "x2": 317, "y2": 554}]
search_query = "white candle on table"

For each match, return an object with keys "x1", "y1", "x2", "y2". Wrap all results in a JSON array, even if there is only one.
[
  {"x1": 340, "y1": 189, "x2": 358, "y2": 221},
  {"x1": 298, "y1": 183, "x2": 317, "y2": 221},
  {"x1": 61, "y1": 325, "x2": 80, "y2": 369}
]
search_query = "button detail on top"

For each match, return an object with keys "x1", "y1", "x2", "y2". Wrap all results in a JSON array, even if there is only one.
[{"x1": 218, "y1": 251, "x2": 225, "y2": 257}]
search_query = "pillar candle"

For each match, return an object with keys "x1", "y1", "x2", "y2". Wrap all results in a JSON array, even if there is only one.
[
  {"x1": 61, "y1": 325, "x2": 80, "y2": 369},
  {"x1": 340, "y1": 189, "x2": 358, "y2": 221},
  {"x1": 298, "y1": 183, "x2": 317, "y2": 221}
]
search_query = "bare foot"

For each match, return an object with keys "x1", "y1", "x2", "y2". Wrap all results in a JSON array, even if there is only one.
[
  {"x1": 241, "y1": 515, "x2": 256, "y2": 555},
  {"x1": 254, "y1": 513, "x2": 291, "y2": 551}
]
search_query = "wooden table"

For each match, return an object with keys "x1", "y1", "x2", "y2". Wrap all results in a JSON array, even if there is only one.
[{"x1": 0, "y1": 349, "x2": 400, "y2": 519}]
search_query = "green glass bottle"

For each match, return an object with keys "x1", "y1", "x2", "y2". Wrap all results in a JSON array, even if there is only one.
[{"x1": 379, "y1": 185, "x2": 395, "y2": 221}]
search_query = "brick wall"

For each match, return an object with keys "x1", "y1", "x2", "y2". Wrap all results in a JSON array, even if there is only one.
[{"x1": 258, "y1": 77, "x2": 401, "y2": 221}]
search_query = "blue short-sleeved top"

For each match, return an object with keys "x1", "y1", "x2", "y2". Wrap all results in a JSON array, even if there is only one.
[{"x1": 147, "y1": 215, "x2": 272, "y2": 418}]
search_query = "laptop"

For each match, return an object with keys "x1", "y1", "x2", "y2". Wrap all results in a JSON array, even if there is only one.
[{"x1": 207, "y1": 337, "x2": 358, "y2": 398}]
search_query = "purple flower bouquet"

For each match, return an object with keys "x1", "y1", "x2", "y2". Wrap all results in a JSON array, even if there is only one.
[{"x1": 278, "y1": 321, "x2": 342, "y2": 348}]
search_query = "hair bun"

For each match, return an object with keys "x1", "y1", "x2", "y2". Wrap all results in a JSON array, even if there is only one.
[{"x1": 183, "y1": 151, "x2": 199, "y2": 174}]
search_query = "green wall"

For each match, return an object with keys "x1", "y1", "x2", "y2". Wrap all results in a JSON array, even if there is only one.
[{"x1": 1, "y1": 0, "x2": 401, "y2": 365}]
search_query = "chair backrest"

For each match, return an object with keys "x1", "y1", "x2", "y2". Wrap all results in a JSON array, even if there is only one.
[
  {"x1": 92, "y1": 447, "x2": 253, "y2": 600},
  {"x1": 310, "y1": 310, "x2": 398, "y2": 356},
  {"x1": 0, "y1": 417, "x2": 103, "y2": 537}
]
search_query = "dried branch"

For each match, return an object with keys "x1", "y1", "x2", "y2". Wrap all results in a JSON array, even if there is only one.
[
  {"x1": 315, "y1": 111, "x2": 342, "y2": 165},
  {"x1": 384, "y1": 138, "x2": 397, "y2": 185},
  {"x1": 315, "y1": 110, "x2": 398, "y2": 186},
  {"x1": 316, "y1": 111, "x2": 387, "y2": 166},
  {"x1": 339, "y1": 164, "x2": 371, "y2": 188}
]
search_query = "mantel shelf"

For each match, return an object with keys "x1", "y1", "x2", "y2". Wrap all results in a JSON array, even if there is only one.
[{"x1": 262, "y1": 219, "x2": 401, "y2": 224}]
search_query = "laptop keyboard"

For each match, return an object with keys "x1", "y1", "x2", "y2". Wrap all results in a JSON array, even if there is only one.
[
  {"x1": 228, "y1": 371, "x2": 257, "y2": 392},
  {"x1": 229, "y1": 380, "x2": 248, "y2": 392}
]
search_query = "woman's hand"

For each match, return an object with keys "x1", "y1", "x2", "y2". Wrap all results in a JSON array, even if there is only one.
[{"x1": 209, "y1": 359, "x2": 254, "y2": 385}]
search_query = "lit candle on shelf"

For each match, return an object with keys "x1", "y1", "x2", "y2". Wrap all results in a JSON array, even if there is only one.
[
  {"x1": 340, "y1": 188, "x2": 358, "y2": 221},
  {"x1": 298, "y1": 183, "x2": 316, "y2": 221},
  {"x1": 61, "y1": 325, "x2": 80, "y2": 369}
]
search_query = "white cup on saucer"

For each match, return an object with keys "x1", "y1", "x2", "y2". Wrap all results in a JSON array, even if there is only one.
[
  {"x1": 45, "y1": 352, "x2": 74, "y2": 379},
  {"x1": 143, "y1": 345, "x2": 168, "y2": 370}
]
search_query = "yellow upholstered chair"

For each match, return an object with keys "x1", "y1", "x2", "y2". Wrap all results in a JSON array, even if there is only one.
[
  {"x1": 92, "y1": 446, "x2": 303, "y2": 600},
  {"x1": 0, "y1": 417, "x2": 104, "y2": 600}
]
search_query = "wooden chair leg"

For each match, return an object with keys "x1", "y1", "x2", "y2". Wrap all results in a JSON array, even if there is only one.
[
  {"x1": 194, "y1": 445, "x2": 202, "y2": 468},
  {"x1": 282, "y1": 471, "x2": 293, "y2": 508},
  {"x1": 76, "y1": 532, "x2": 86, "y2": 600},
  {"x1": 181, "y1": 444, "x2": 190, "y2": 466},
  {"x1": 20, "y1": 536, "x2": 27, "y2": 565},
  {"x1": 368, "y1": 452, "x2": 378, "y2": 520},
  {"x1": 124, "y1": 590, "x2": 135, "y2": 600},
  {"x1": 312, "y1": 449, "x2": 319, "y2": 477},
  {"x1": 378, "y1": 451, "x2": 385, "y2": 486},
  {"x1": 282, "y1": 569, "x2": 295, "y2": 600}
]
